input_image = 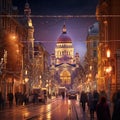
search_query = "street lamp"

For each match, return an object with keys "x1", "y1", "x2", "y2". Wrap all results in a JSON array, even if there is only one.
[
  {"x1": 106, "y1": 49, "x2": 111, "y2": 58},
  {"x1": 23, "y1": 70, "x2": 29, "y2": 94},
  {"x1": 39, "y1": 75, "x2": 42, "y2": 88},
  {"x1": 105, "y1": 48, "x2": 112, "y2": 102}
]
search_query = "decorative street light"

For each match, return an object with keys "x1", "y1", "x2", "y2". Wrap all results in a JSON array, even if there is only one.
[
  {"x1": 105, "y1": 48, "x2": 112, "y2": 102},
  {"x1": 25, "y1": 77, "x2": 29, "y2": 83},
  {"x1": 106, "y1": 49, "x2": 111, "y2": 58},
  {"x1": 39, "y1": 75, "x2": 42, "y2": 88},
  {"x1": 23, "y1": 70, "x2": 29, "y2": 94}
]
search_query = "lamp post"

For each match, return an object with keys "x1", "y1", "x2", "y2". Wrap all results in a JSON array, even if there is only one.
[
  {"x1": 23, "y1": 70, "x2": 29, "y2": 94},
  {"x1": 39, "y1": 75, "x2": 42, "y2": 88},
  {"x1": 105, "y1": 48, "x2": 112, "y2": 102}
]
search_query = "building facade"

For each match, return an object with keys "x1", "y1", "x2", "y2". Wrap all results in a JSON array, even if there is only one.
[
  {"x1": 33, "y1": 43, "x2": 49, "y2": 89},
  {"x1": 85, "y1": 22, "x2": 99, "y2": 92},
  {"x1": 0, "y1": 0, "x2": 37, "y2": 100},
  {"x1": 96, "y1": 0, "x2": 120, "y2": 99},
  {"x1": 0, "y1": 0, "x2": 28, "y2": 100}
]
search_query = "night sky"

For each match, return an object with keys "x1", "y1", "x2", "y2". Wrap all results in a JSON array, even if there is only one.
[{"x1": 13, "y1": 0, "x2": 99, "y2": 62}]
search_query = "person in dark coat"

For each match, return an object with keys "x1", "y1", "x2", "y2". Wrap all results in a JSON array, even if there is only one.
[
  {"x1": 112, "y1": 90, "x2": 120, "y2": 120},
  {"x1": 0, "y1": 92, "x2": 4, "y2": 110},
  {"x1": 93, "y1": 90, "x2": 99, "y2": 112},
  {"x1": 7, "y1": 92, "x2": 14, "y2": 108},
  {"x1": 61, "y1": 92, "x2": 65, "y2": 100},
  {"x1": 15, "y1": 91, "x2": 19, "y2": 105},
  {"x1": 96, "y1": 96, "x2": 111, "y2": 120},
  {"x1": 80, "y1": 91, "x2": 88, "y2": 112},
  {"x1": 87, "y1": 92, "x2": 94, "y2": 120}
]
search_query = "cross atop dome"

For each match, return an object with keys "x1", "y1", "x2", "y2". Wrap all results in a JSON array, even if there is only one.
[
  {"x1": 62, "y1": 23, "x2": 67, "y2": 34},
  {"x1": 57, "y1": 24, "x2": 72, "y2": 43}
]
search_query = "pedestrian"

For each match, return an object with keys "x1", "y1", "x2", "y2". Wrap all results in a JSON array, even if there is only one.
[
  {"x1": 0, "y1": 92, "x2": 4, "y2": 110},
  {"x1": 93, "y1": 90, "x2": 99, "y2": 112},
  {"x1": 33, "y1": 92, "x2": 39, "y2": 104},
  {"x1": 112, "y1": 90, "x2": 120, "y2": 120},
  {"x1": 22, "y1": 93, "x2": 27, "y2": 105},
  {"x1": 87, "y1": 92, "x2": 94, "y2": 120},
  {"x1": 61, "y1": 92, "x2": 65, "y2": 100},
  {"x1": 99, "y1": 90, "x2": 107, "y2": 99},
  {"x1": 44, "y1": 93, "x2": 47, "y2": 104},
  {"x1": 19, "y1": 92, "x2": 23, "y2": 105},
  {"x1": 96, "y1": 96, "x2": 111, "y2": 120},
  {"x1": 80, "y1": 91, "x2": 88, "y2": 112},
  {"x1": 15, "y1": 91, "x2": 19, "y2": 105},
  {"x1": 7, "y1": 92, "x2": 14, "y2": 108}
]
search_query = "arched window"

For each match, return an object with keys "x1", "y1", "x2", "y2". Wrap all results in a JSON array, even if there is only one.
[{"x1": 60, "y1": 70, "x2": 71, "y2": 84}]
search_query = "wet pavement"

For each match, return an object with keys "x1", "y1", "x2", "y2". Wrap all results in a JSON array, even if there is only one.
[{"x1": 0, "y1": 96, "x2": 113, "y2": 120}]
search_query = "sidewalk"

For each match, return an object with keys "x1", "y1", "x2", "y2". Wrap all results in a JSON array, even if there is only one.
[
  {"x1": 0, "y1": 102, "x2": 33, "y2": 112},
  {"x1": 0, "y1": 96, "x2": 57, "y2": 112}
]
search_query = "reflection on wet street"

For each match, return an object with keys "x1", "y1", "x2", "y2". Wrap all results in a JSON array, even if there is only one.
[
  {"x1": 28, "y1": 98, "x2": 70, "y2": 120},
  {"x1": 0, "y1": 97, "x2": 97, "y2": 120}
]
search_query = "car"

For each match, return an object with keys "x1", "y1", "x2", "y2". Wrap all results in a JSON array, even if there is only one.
[{"x1": 67, "y1": 90, "x2": 77, "y2": 99}]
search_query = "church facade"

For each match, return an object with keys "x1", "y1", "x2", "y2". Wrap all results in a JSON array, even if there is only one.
[{"x1": 50, "y1": 24, "x2": 81, "y2": 90}]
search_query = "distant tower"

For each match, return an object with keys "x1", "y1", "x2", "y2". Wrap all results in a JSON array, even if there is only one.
[
  {"x1": 24, "y1": 0, "x2": 31, "y2": 17},
  {"x1": 24, "y1": 1, "x2": 34, "y2": 60}
]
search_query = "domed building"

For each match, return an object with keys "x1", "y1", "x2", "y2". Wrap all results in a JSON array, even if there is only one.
[
  {"x1": 50, "y1": 24, "x2": 81, "y2": 91},
  {"x1": 55, "y1": 24, "x2": 74, "y2": 65}
]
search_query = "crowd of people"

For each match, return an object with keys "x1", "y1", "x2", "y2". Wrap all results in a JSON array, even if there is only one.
[
  {"x1": 80, "y1": 90, "x2": 120, "y2": 120},
  {"x1": 0, "y1": 91, "x2": 48, "y2": 110},
  {"x1": 0, "y1": 92, "x2": 32, "y2": 110},
  {"x1": 0, "y1": 90, "x2": 120, "y2": 120}
]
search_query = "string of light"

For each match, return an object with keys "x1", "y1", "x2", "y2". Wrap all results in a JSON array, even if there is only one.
[
  {"x1": 19, "y1": 40, "x2": 120, "y2": 43},
  {"x1": 0, "y1": 15, "x2": 120, "y2": 18},
  {"x1": 33, "y1": 40, "x2": 120, "y2": 43}
]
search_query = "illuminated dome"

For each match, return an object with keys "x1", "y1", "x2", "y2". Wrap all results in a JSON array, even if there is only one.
[{"x1": 57, "y1": 24, "x2": 72, "y2": 43}]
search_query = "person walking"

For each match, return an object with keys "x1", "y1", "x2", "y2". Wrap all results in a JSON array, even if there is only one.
[
  {"x1": 112, "y1": 90, "x2": 120, "y2": 120},
  {"x1": 15, "y1": 91, "x2": 19, "y2": 105},
  {"x1": 87, "y1": 92, "x2": 94, "y2": 120},
  {"x1": 96, "y1": 96, "x2": 111, "y2": 120},
  {"x1": 7, "y1": 92, "x2": 14, "y2": 108},
  {"x1": 93, "y1": 90, "x2": 99, "y2": 112},
  {"x1": 61, "y1": 92, "x2": 65, "y2": 100},
  {"x1": 0, "y1": 92, "x2": 4, "y2": 110},
  {"x1": 80, "y1": 91, "x2": 88, "y2": 112}
]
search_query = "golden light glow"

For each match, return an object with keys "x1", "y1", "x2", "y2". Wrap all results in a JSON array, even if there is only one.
[
  {"x1": 106, "y1": 49, "x2": 111, "y2": 58},
  {"x1": 28, "y1": 19, "x2": 33, "y2": 27},
  {"x1": 104, "y1": 20, "x2": 108, "y2": 24},
  {"x1": 12, "y1": 35, "x2": 16, "y2": 40},
  {"x1": 24, "y1": 112, "x2": 30, "y2": 118},
  {"x1": 105, "y1": 66, "x2": 112, "y2": 73},
  {"x1": 46, "y1": 104, "x2": 51, "y2": 119},
  {"x1": 89, "y1": 73, "x2": 92, "y2": 77},
  {"x1": 25, "y1": 70, "x2": 27, "y2": 75},
  {"x1": 16, "y1": 49, "x2": 19, "y2": 53},
  {"x1": 90, "y1": 66, "x2": 92, "y2": 70},
  {"x1": 39, "y1": 75, "x2": 41, "y2": 79},
  {"x1": 25, "y1": 78, "x2": 29, "y2": 83},
  {"x1": 9, "y1": 34, "x2": 17, "y2": 41}
]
